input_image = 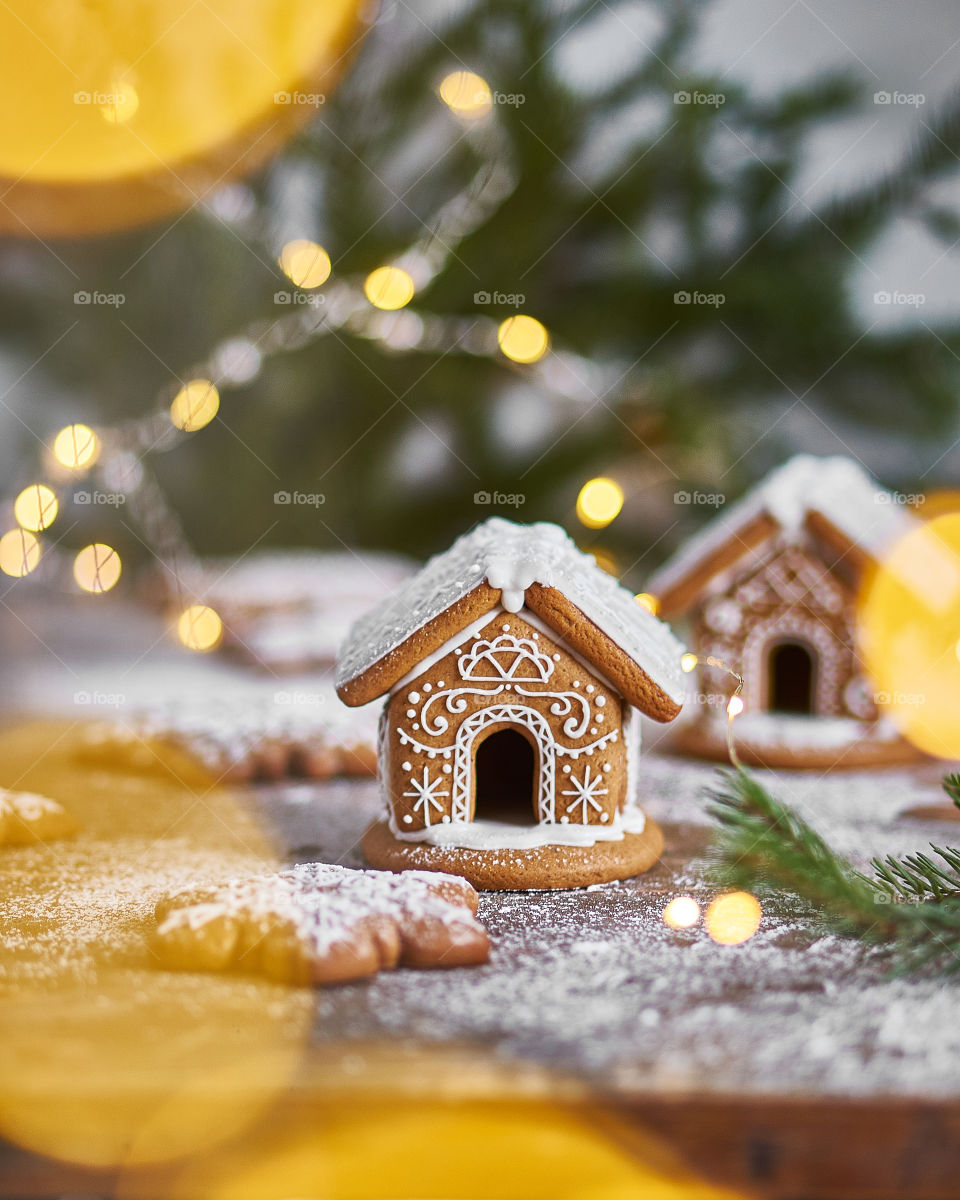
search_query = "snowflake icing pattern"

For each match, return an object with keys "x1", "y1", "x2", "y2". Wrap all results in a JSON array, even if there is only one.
[
  {"x1": 402, "y1": 767, "x2": 450, "y2": 826},
  {"x1": 560, "y1": 764, "x2": 608, "y2": 823}
]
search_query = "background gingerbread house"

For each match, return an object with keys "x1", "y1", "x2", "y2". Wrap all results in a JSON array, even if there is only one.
[
  {"x1": 646, "y1": 455, "x2": 920, "y2": 768},
  {"x1": 337, "y1": 519, "x2": 686, "y2": 889}
]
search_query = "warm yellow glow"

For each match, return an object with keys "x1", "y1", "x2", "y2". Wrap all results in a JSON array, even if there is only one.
[
  {"x1": 278, "y1": 239, "x2": 331, "y2": 288},
  {"x1": 98, "y1": 80, "x2": 139, "y2": 125},
  {"x1": 438, "y1": 70, "x2": 492, "y2": 118},
  {"x1": 170, "y1": 379, "x2": 220, "y2": 432},
  {"x1": 53, "y1": 424, "x2": 100, "y2": 470},
  {"x1": 590, "y1": 548, "x2": 619, "y2": 576},
  {"x1": 177, "y1": 604, "x2": 223, "y2": 652},
  {"x1": 634, "y1": 592, "x2": 660, "y2": 616},
  {"x1": 576, "y1": 477, "x2": 624, "y2": 530},
  {"x1": 663, "y1": 896, "x2": 700, "y2": 930},
  {"x1": 363, "y1": 266, "x2": 415, "y2": 311},
  {"x1": 681, "y1": 652, "x2": 698, "y2": 673},
  {"x1": 0, "y1": 529, "x2": 40, "y2": 577},
  {"x1": 14, "y1": 484, "x2": 58, "y2": 532},
  {"x1": 705, "y1": 892, "x2": 762, "y2": 945},
  {"x1": 73, "y1": 544, "x2": 121, "y2": 594},
  {"x1": 727, "y1": 695, "x2": 744, "y2": 718},
  {"x1": 858, "y1": 513, "x2": 960, "y2": 758},
  {"x1": 497, "y1": 314, "x2": 549, "y2": 364}
]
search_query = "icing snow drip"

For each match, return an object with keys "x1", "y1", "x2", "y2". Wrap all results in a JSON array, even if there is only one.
[
  {"x1": 389, "y1": 805, "x2": 647, "y2": 850},
  {"x1": 485, "y1": 551, "x2": 554, "y2": 613}
]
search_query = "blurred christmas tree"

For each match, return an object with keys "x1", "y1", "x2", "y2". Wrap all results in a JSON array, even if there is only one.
[{"x1": 1, "y1": 0, "x2": 959, "y2": 585}]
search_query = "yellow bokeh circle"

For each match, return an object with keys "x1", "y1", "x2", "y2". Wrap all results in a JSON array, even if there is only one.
[
  {"x1": 53, "y1": 424, "x2": 100, "y2": 471},
  {"x1": 14, "y1": 484, "x2": 58, "y2": 532},
  {"x1": 0, "y1": 0, "x2": 370, "y2": 235},
  {"x1": 634, "y1": 592, "x2": 660, "y2": 615},
  {"x1": 858, "y1": 512, "x2": 960, "y2": 758},
  {"x1": 704, "y1": 892, "x2": 762, "y2": 946},
  {"x1": 171, "y1": 380, "x2": 220, "y2": 432},
  {"x1": 576, "y1": 477, "x2": 624, "y2": 529},
  {"x1": 278, "y1": 239, "x2": 331, "y2": 288},
  {"x1": 363, "y1": 266, "x2": 415, "y2": 311},
  {"x1": 0, "y1": 529, "x2": 41, "y2": 577},
  {"x1": 438, "y1": 70, "x2": 493, "y2": 119},
  {"x1": 497, "y1": 314, "x2": 549, "y2": 364},
  {"x1": 74, "y1": 544, "x2": 121, "y2": 594},
  {"x1": 178, "y1": 604, "x2": 224, "y2": 652}
]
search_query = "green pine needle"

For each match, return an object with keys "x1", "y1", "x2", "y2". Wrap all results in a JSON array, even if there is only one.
[{"x1": 707, "y1": 767, "x2": 960, "y2": 974}]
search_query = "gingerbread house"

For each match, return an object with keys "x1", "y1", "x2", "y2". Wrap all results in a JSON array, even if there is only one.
[
  {"x1": 336, "y1": 518, "x2": 687, "y2": 890},
  {"x1": 646, "y1": 455, "x2": 920, "y2": 768}
]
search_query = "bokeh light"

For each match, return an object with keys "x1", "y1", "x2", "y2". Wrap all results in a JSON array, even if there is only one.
[
  {"x1": 177, "y1": 604, "x2": 224, "y2": 652},
  {"x1": 170, "y1": 379, "x2": 220, "y2": 432},
  {"x1": 634, "y1": 592, "x2": 660, "y2": 615},
  {"x1": 438, "y1": 70, "x2": 493, "y2": 119},
  {"x1": 278, "y1": 239, "x2": 331, "y2": 288},
  {"x1": 705, "y1": 892, "x2": 762, "y2": 945},
  {"x1": 681, "y1": 653, "x2": 699, "y2": 673},
  {"x1": 363, "y1": 265, "x2": 415, "y2": 311},
  {"x1": 590, "y1": 547, "x2": 619, "y2": 576},
  {"x1": 74, "y1": 544, "x2": 121, "y2": 594},
  {"x1": 858, "y1": 512, "x2": 960, "y2": 758},
  {"x1": 14, "y1": 484, "x2": 58, "y2": 532},
  {"x1": 0, "y1": 529, "x2": 41, "y2": 577},
  {"x1": 497, "y1": 314, "x2": 549, "y2": 364},
  {"x1": 98, "y1": 80, "x2": 139, "y2": 125},
  {"x1": 727, "y1": 695, "x2": 744, "y2": 718},
  {"x1": 663, "y1": 896, "x2": 700, "y2": 929},
  {"x1": 53, "y1": 424, "x2": 100, "y2": 470},
  {"x1": 576, "y1": 477, "x2": 624, "y2": 529}
]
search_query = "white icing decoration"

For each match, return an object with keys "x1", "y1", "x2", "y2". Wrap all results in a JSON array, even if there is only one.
[
  {"x1": 457, "y1": 634, "x2": 555, "y2": 682},
  {"x1": 402, "y1": 767, "x2": 449, "y2": 826},
  {"x1": 561, "y1": 764, "x2": 609, "y2": 823},
  {"x1": 390, "y1": 806, "x2": 647, "y2": 850}
]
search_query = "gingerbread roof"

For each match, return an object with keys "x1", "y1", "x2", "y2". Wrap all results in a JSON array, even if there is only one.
[
  {"x1": 336, "y1": 518, "x2": 687, "y2": 721},
  {"x1": 647, "y1": 455, "x2": 919, "y2": 617}
]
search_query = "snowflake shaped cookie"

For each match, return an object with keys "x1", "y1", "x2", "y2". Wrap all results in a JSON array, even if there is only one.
[{"x1": 153, "y1": 863, "x2": 490, "y2": 985}]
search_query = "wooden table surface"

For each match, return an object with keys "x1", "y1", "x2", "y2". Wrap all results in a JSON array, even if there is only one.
[{"x1": 2, "y1": 595, "x2": 960, "y2": 1199}]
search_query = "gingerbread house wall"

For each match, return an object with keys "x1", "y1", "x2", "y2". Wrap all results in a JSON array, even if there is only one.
[
  {"x1": 689, "y1": 539, "x2": 877, "y2": 721},
  {"x1": 380, "y1": 612, "x2": 629, "y2": 834}
]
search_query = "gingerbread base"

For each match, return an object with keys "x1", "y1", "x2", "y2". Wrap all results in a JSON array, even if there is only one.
[
  {"x1": 361, "y1": 816, "x2": 664, "y2": 891},
  {"x1": 670, "y1": 720, "x2": 924, "y2": 770}
]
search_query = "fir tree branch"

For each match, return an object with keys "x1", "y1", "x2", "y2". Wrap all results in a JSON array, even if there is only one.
[{"x1": 707, "y1": 768, "x2": 960, "y2": 974}]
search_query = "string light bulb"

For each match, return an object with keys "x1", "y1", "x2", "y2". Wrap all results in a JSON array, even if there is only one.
[
  {"x1": 576, "y1": 477, "x2": 624, "y2": 529},
  {"x1": 74, "y1": 544, "x2": 121, "y2": 594},
  {"x1": 662, "y1": 896, "x2": 700, "y2": 930},
  {"x1": 704, "y1": 892, "x2": 762, "y2": 946},
  {"x1": 0, "y1": 529, "x2": 41, "y2": 577},
  {"x1": 177, "y1": 604, "x2": 223, "y2": 652},
  {"x1": 170, "y1": 379, "x2": 220, "y2": 432},
  {"x1": 497, "y1": 315, "x2": 549, "y2": 364},
  {"x1": 634, "y1": 592, "x2": 660, "y2": 615},
  {"x1": 438, "y1": 71, "x2": 492, "y2": 119},
  {"x1": 363, "y1": 266, "x2": 415, "y2": 311},
  {"x1": 278, "y1": 239, "x2": 331, "y2": 289},
  {"x1": 53, "y1": 424, "x2": 100, "y2": 471},
  {"x1": 680, "y1": 652, "x2": 698, "y2": 673},
  {"x1": 727, "y1": 695, "x2": 744, "y2": 718},
  {"x1": 14, "y1": 484, "x2": 58, "y2": 532}
]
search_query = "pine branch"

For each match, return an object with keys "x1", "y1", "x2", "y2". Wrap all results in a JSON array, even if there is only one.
[
  {"x1": 941, "y1": 772, "x2": 960, "y2": 811},
  {"x1": 708, "y1": 768, "x2": 960, "y2": 974}
]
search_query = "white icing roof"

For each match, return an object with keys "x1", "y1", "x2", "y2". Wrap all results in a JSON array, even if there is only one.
[
  {"x1": 337, "y1": 518, "x2": 687, "y2": 706},
  {"x1": 647, "y1": 455, "x2": 918, "y2": 603}
]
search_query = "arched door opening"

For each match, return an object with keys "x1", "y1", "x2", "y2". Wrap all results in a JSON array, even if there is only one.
[
  {"x1": 473, "y1": 728, "x2": 537, "y2": 824},
  {"x1": 767, "y1": 640, "x2": 816, "y2": 715}
]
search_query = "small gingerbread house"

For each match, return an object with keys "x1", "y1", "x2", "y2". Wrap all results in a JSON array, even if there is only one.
[
  {"x1": 337, "y1": 519, "x2": 686, "y2": 889},
  {"x1": 646, "y1": 455, "x2": 919, "y2": 767}
]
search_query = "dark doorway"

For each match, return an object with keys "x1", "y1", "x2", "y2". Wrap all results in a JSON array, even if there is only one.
[
  {"x1": 767, "y1": 640, "x2": 816, "y2": 715},
  {"x1": 473, "y1": 728, "x2": 536, "y2": 824}
]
